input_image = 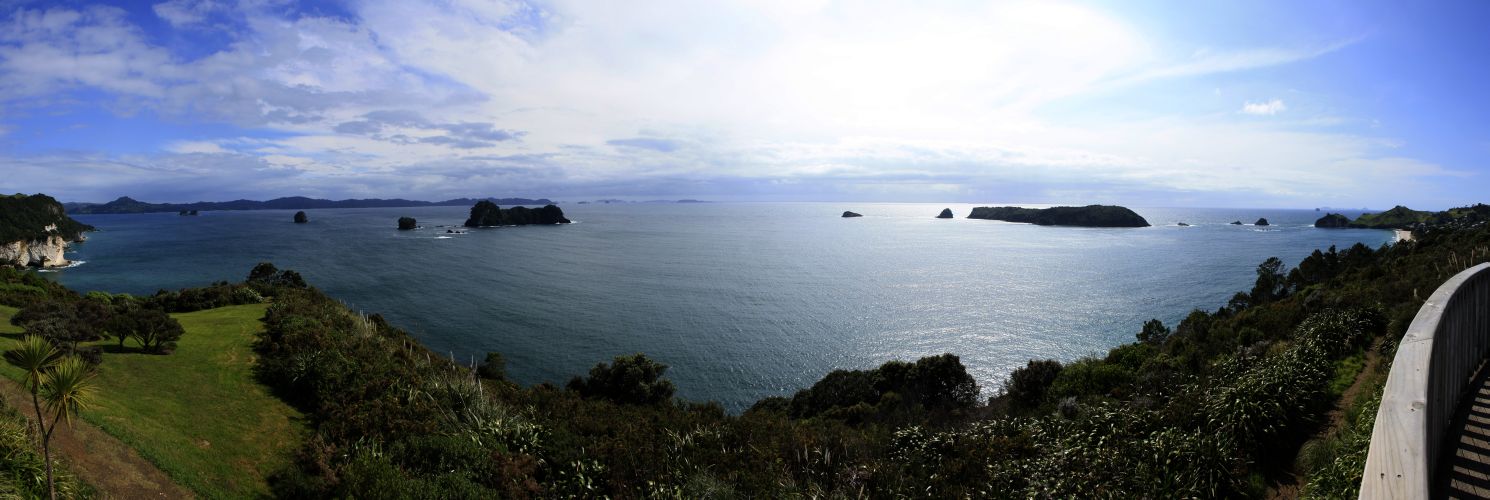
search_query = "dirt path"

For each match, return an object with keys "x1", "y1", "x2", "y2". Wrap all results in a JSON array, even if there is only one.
[
  {"x1": 0, "y1": 379, "x2": 193, "y2": 499},
  {"x1": 1266, "y1": 339, "x2": 1385, "y2": 500}
]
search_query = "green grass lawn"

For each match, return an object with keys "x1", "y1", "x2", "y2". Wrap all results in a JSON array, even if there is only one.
[{"x1": 0, "y1": 303, "x2": 303, "y2": 498}]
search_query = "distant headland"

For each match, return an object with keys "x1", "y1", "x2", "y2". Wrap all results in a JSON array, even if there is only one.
[
  {"x1": 0, "y1": 193, "x2": 95, "y2": 267},
  {"x1": 967, "y1": 205, "x2": 1150, "y2": 227},
  {"x1": 64, "y1": 196, "x2": 556, "y2": 215},
  {"x1": 1314, "y1": 204, "x2": 1490, "y2": 231}
]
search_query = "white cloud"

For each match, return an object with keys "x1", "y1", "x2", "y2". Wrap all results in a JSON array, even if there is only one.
[
  {"x1": 0, "y1": 0, "x2": 1458, "y2": 208},
  {"x1": 151, "y1": 0, "x2": 223, "y2": 28},
  {"x1": 1241, "y1": 99, "x2": 1288, "y2": 115}
]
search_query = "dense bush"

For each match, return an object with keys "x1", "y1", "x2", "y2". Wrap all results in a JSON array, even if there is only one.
[
  {"x1": 246, "y1": 262, "x2": 308, "y2": 292},
  {"x1": 147, "y1": 281, "x2": 264, "y2": 313},
  {"x1": 0, "y1": 268, "x2": 77, "y2": 307},
  {"x1": 1003, "y1": 359, "x2": 1062, "y2": 409},
  {"x1": 10, "y1": 299, "x2": 110, "y2": 347},
  {"x1": 566, "y1": 353, "x2": 676, "y2": 406}
]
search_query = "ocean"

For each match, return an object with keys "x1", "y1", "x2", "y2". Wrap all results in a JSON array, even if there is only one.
[{"x1": 45, "y1": 203, "x2": 1394, "y2": 411}]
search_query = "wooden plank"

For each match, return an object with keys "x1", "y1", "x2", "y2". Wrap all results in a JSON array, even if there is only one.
[{"x1": 1361, "y1": 263, "x2": 1490, "y2": 500}]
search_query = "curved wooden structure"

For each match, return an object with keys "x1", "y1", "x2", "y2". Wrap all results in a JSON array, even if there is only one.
[{"x1": 1361, "y1": 263, "x2": 1490, "y2": 499}]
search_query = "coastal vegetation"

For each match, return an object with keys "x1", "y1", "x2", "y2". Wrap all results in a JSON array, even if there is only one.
[
  {"x1": 1351, "y1": 205, "x2": 1433, "y2": 229},
  {"x1": 0, "y1": 195, "x2": 93, "y2": 244},
  {"x1": 968, "y1": 204, "x2": 1150, "y2": 227},
  {"x1": 3, "y1": 199, "x2": 1490, "y2": 496}
]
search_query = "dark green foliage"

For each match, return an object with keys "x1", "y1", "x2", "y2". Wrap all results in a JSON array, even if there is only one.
[
  {"x1": 1137, "y1": 318, "x2": 1170, "y2": 344},
  {"x1": 246, "y1": 262, "x2": 307, "y2": 291},
  {"x1": 477, "y1": 352, "x2": 506, "y2": 381},
  {"x1": 1003, "y1": 359, "x2": 1062, "y2": 408},
  {"x1": 147, "y1": 281, "x2": 264, "y2": 313},
  {"x1": 11, "y1": 299, "x2": 110, "y2": 347},
  {"x1": 397, "y1": 217, "x2": 417, "y2": 230},
  {"x1": 109, "y1": 306, "x2": 185, "y2": 353},
  {"x1": 464, "y1": 201, "x2": 571, "y2": 227},
  {"x1": 567, "y1": 353, "x2": 676, "y2": 406},
  {"x1": 1049, "y1": 358, "x2": 1134, "y2": 399},
  {"x1": 0, "y1": 267, "x2": 77, "y2": 307},
  {"x1": 1350, "y1": 205, "x2": 1432, "y2": 229},
  {"x1": 1251, "y1": 257, "x2": 1288, "y2": 304},
  {"x1": 293, "y1": 211, "x2": 308, "y2": 223},
  {"x1": 1315, "y1": 213, "x2": 1351, "y2": 228},
  {"x1": 0, "y1": 193, "x2": 93, "y2": 243},
  {"x1": 771, "y1": 354, "x2": 978, "y2": 423},
  {"x1": 967, "y1": 205, "x2": 1150, "y2": 227}
]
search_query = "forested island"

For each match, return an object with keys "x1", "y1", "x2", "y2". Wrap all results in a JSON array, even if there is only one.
[
  {"x1": 967, "y1": 204, "x2": 1150, "y2": 227},
  {"x1": 64, "y1": 195, "x2": 557, "y2": 214},
  {"x1": 4, "y1": 194, "x2": 1490, "y2": 497},
  {"x1": 0, "y1": 194, "x2": 94, "y2": 267},
  {"x1": 464, "y1": 201, "x2": 571, "y2": 226}
]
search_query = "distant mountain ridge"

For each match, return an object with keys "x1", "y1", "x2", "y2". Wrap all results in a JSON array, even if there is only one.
[{"x1": 64, "y1": 196, "x2": 556, "y2": 214}]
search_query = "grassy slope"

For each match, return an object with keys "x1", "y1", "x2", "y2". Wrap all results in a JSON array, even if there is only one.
[{"x1": 0, "y1": 303, "x2": 302, "y2": 498}]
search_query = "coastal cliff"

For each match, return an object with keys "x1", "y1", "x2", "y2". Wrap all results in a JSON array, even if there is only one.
[
  {"x1": 0, "y1": 194, "x2": 93, "y2": 268},
  {"x1": 0, "y1": 235, "x2": 70, "y2": 267},
  {"x1": 967, "y1": 205, "x2": 1150, "y2": 227}
]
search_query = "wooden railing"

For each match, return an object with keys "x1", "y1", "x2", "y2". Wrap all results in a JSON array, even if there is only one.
[{"x1": 1361, "y1": 262, "x2": 1490, "y2": 499}]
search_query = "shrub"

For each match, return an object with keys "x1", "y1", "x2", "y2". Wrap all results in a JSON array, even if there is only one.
[
  {"x1": 567, "y1": 353, "x2": 676, "y2": 406},
  {"x1": 1003, "y1": 359, "x2": 1062, "y2": 408}
]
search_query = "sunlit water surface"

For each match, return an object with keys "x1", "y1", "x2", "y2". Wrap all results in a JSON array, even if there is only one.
[{"x1": 47, "y1": 203, "x2": 1394, "y2": 410}]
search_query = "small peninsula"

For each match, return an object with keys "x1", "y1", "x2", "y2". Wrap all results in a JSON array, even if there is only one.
[
  {"x1": 842, "y1": 211, "x2": 862, "y2": 218},
  {"x1": 1314, "y1": 213, "x2": 1350, "y2": 228},
  {"x1": 1350, "y1": 205, "x2": 1433, "y2": 229},
  {"x1": 0, "y1": 193, "x2": 95, "y2": 267},
  {"x1": 966, "y1": 205, "x2": 1150, "y2": 227},
  {"x1": 464, "y1": 201, "x2": 571, "y2": 227}
]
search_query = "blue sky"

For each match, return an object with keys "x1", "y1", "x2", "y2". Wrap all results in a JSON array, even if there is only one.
[{"x1": 0, "y1": 0, "x2": 1487, "y2": 208}]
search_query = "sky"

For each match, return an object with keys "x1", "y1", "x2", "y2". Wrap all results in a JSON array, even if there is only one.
[{"x1": 0, "y1": 0, "x2": 1488, "y2": 208}]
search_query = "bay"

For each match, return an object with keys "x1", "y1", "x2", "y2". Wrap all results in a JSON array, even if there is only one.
[{"x1": 46, "y1": 203, "x2": 1394, "y2": 410}]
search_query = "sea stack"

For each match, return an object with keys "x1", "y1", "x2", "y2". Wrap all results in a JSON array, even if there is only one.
[
  {"x1": 1230, "y1": 221, "x2": 1243, "y2": 225},
  {"x1": 398, "y1": 217, "x2": 417, "y2": 230},
  {"x1": 842, "y1": 211, "x2": 862, "y2": 218},
  {"x1": 936, "y1": 208, "x2": 954, "y2": 219},
  {"x1": 1314, "y1": 213, "x2": 1350, "y2": 228},
  {"x1": 1254, "y1": 218, "x2": 1270, "y2": 226},
  {"x1": 294, "y1": 211, "x2": 308, "y2": 224}
]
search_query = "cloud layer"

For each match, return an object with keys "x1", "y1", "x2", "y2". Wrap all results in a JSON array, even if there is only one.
[{"x1": 0, "y1": 0, "x2": 1468, "y2": 207}]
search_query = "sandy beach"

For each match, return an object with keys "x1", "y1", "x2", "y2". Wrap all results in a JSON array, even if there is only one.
[{"x1": 1395, "y1": 229, "x2": 1415, "y2": 242}]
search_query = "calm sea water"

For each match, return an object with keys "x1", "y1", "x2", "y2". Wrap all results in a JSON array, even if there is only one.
[{"x1": 45, "y1": 203, "x2": 1393, "y2": 410}]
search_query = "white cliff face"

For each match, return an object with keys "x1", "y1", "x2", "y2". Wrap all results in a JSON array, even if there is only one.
[{"x1": 0, "y1": 235, "x2": 69, "y2": 267}]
